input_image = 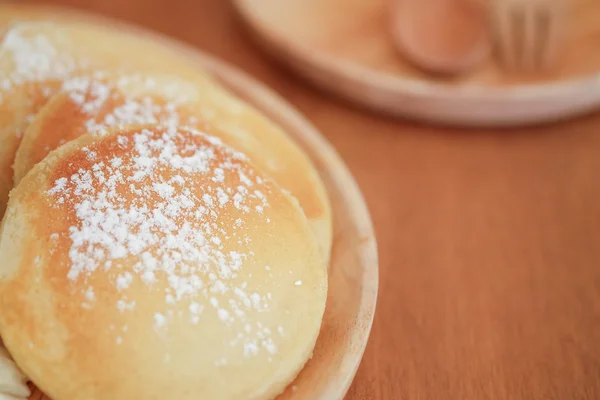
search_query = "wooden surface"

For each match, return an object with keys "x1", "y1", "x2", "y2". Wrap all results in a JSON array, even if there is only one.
[
  {"x1": 14, "y1": 0, "x2": 600, "y2": 399},
  {"x1": 233, "y1": 0, "x2": 600, "y2": 126}
]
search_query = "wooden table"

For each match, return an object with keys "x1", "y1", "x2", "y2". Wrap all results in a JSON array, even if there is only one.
[{"x1": 20, "y1": 0, "x2": 600, "y2": 398}]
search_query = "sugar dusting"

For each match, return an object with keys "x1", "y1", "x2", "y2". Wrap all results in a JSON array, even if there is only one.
[
  {"x1": 0, "y1": 24, "x2": 199, "y2": 133},
  {"x1": 0, "y1": 23, "x2": 85, "y2": 112},
  {"x1": 46, "y1": 126, "x2": 278, "y2": 358},
  {"x1": 0, "y1": 23, "x2": 79, "y2": 91},
  {"x1": 61, "y1": 74, "x2": 200, "y2": 135}
]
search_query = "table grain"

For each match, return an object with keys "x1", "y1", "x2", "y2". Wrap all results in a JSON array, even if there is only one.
[{"x1": 18, "y1": 0, "x2": 600, "y2": 398}]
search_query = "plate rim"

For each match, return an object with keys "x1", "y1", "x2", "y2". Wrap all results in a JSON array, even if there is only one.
[{"x1": 232, "y1": 0, "x2": 600, "y2": 126}]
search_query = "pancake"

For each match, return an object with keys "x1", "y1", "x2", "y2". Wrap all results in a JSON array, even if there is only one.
[
  {"x1": 0, "y1": 20, "x2": 216, "y2": 218},
  {"x1": 0, "y1": 125, "x2": 327, "y2": 400},
  {"x1": 14, "y1": 72, "x2": 333, "y2": 260}
]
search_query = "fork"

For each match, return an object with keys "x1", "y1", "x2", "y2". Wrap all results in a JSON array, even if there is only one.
[{"x1": 490, "y1": 0, "x2": 568, "y2": 71}]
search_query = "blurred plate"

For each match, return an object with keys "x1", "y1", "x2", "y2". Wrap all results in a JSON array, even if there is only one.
[{"x1": 234, "y1": 0, "x2": 600, "y2": 127}]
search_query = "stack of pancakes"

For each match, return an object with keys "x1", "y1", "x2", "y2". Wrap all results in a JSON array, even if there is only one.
[{"x1": 0, "y1": 7, "x2": 331, "y2": 400}]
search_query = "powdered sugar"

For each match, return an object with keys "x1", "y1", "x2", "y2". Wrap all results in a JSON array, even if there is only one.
[
  {"x1": 0, "y1": 24, "x2": 198, "y2": 135},
  {"x1": 64, "y1": 74, "x2": 199, "y2": 135},
  {"x1": 154, "y1": 313, "x2": 167, "y2": 329},
  {"x1": 46, "y1": 126, "x2": 278, "y2": 357},
  {"x1": 0, "y1": 24, "x2": 86, "y2": 120},
  {"x1": 116, "y1": 272, "x2": 133, "y2": 291},
  {"x1": 0, "y1": 24, "x2": 79, "y2": 91}
]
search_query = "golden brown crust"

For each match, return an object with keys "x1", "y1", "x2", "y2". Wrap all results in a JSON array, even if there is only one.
[{"x1": 0, "y1": 125, "x2": 327, "y2": 400}]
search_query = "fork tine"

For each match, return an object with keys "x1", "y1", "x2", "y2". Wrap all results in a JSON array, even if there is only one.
[
  {"x1": 535, "y1": 5, "x2": 551, "y2": 70},
  {"x1": 511, "y1": 4, "x2": 526, "y2": 70},
  {"x1": 540, "y1": 0, "x2": 566, "y2": 70},
  {"x1": 523, "y1": 0, "x2": 538, "y2": 71},
  {"x1": 494, "y1": 0, "x2": 516, "y2": 70},
  {"x1": 493, "y1": 0, "x2": 566, "y2": 73}
]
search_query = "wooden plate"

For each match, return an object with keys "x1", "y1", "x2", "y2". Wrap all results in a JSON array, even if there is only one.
[
  {"x1": 234, "y1": 0, "x2": 600, "y2": 127},
  {"x1": 0, "y1": 5, "x2": 379, "y2": 400}
]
